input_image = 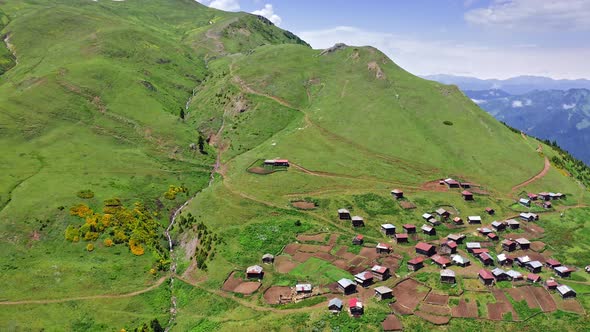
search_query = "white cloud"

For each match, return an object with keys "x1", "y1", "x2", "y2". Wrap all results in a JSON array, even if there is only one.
[
  {"x1": 512, "y1": 100, "x2": 523, "y2": 107},
  {"x1": 297, "y1": 26, "x2": 590, "y2": 79},
  {"x1": 251, "y1": 4, "x2": 282, "y2": 26},
  {"x1": 465, "y1": 0, "x2": 590, "y2": 30},
  {"x1": 197, "y1": 0, "x2": 240, "y2": 11},
  {"x1": 563, "y1": 103, "x2": 577, "y2": 109},
  {"x1": 524, "y1": 99, "x2": 532, "y2": 106},
  {"x1": 471, "y1": 99, "x2": 486, "y2": 104}
]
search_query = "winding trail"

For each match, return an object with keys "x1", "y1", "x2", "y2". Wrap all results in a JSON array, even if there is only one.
[
  {"x1": 511, "y1": 156, "x2": 551, "y2": 194},
  {"x1": 0, "y1": 276, "x2": 168, "y2": 305}
]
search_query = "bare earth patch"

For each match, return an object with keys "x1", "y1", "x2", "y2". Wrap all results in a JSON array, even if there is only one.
[
  {"x1": 553, "y1": 295, "x2": 585, "y2": 314},
  {"x1": 419, "y1": 303, "x2": 451, "y2": 316},
  {"x1": 283, "y1": 243, "x2": 300, "y2": 255},
  {"x1": 221, "y1": 271, "x2": 260, "y2": 295},
  {"x1": 530, "y1": 287, "x2": 557, "y2": 312},
  {"x1": 391, "y1": 279, "x2": 429, "y2": 315},
  {"x1": 506, "y1": 286, "x2": 539, "y2": 309},
  {"x1": 414, "y1": 311, "x2": 451, "y2": 325},
  {"x1": 292, "y1": 201, "x2": 317, "y2": 210},
  {"x1": 275, "y1": 256, "x2": 297, "y2": 273},
  {"x1": 425, "y1": 293, "x2": 449, "y2": 306},
  {"x1": 293, "y1": 251, "x2": 313, "y2": 263},
  {"x1": 382, "y1": 314, "x2": 403, "y2": 331},
  {"x1": 451, "y1": 299, "x2": 478, "y2": 318},
  {"x1": 263, "y1": 286, "x2": 292, "y2": 304}
]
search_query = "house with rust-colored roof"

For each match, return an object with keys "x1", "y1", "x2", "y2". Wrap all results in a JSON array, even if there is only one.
[{"x1": 415, "y1": 242, "x2": 436, "y2": 256}]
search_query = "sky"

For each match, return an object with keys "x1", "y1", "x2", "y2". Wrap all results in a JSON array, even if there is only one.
[{"x1": 196, "y1": 0, "x2": 590, "y2": 80}]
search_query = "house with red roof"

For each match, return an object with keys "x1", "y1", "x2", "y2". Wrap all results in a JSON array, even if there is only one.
[
  {"x1": 415, "y1": 242, "x2": 436, "y2": 256},
  {"x1": 440, "y1": 241, "x2": 458, "y2": 254},
  {"x1": 395, "y1": 233, "x2": 409, "y2": 243},
  {"x1": 407, "y1": 257, "x2": 425, "y2": 271},
  {"x1": 371, "y1": 265, "x2": 390, "y2": 281},
  {"x1": 479, "y1": 269, "x2": 495, "y2": 285},
  {"x1": 403, "y1": 224, "x2": 416, "y2": 234},
  {"x1": 462, "y1": 191, "x2": 474, "y2": 201},
  {"x1": 376, "y1": 243, "x2": 392, "y2": 254},
  {"x1": 431, "y1": 254, "x2": 451, "y2": 268},
  {"x1": 352, "y1": 234, "x2": 363, "y2": 245},
  {"x1": 349, "y1": 298, "x2": 364, "y2": 316}
]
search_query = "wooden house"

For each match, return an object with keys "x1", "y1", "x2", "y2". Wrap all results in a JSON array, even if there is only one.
[
  {"x1": 546, "y1": 259, "x2": 561, "y2": 269},
  {"x1": 407, "y1": 257, "x2": 425, "y2": 271},
  {"x1": 557, "y1": 285, "x2": 576, "y2": 299},
  {"x1": 374, "y1": 286, "x2": 393, "y2": 300},
  {"x1": 440, "y1": 240, "x2": 458, "y2": 254},
  {"x1": 431, "y1": 254, "x2": 451, "y2": 268},
  {"x1": 491, "y1": 221, "x2": 506, "y2": 231},
  {"x1": 497, "y1": 253, "x2": 513, "y2": 266},
  {"x1": 485, "y1": 207, "x2": 495, "y2": 215},
  {"x1": 447, "y1": 233, "x2": 466, "y2": 244},
  {"x1": 545, "y1": 279, "x2": 558, "y2": 290},
  {"x1": 468, "y1": 216, "x2": 482, "y2": 224},
  {"x1": 462, "y1": 190, "x2": 474, "y2": 201},
  {"x1": 395, "y1": 233, "x2": 409, "y2": 243},
  {"x1": 461, "y1": 182, "x2": 472, "y2": 188},
  {"x1": 338, "y1": 208, "x2": 351, "y2": 220},
  {"x1": 515, "y1": 255, "x2": 531, "y2": 267},
  {"x1": 526, "y1": 261, "x2": 543, "y2": 273},
  {"x1": 352, "y1": 234, "x2": 364, "y2": 245},
  {"x1": 328, "y1": 298, "x2": 343, "y2": 313},
  {"x1": 381, "y1": 224, "x2": 396, "y2": 236},
  {"x1": 371, "y1": 265, "x2": 390, "y2": 281},
  {"x1": 421, "y1": 224, "x2": 436, "y2": 236},
  {"x1": 349, "y1": 298, "x2": 364, "y2": 316},
  {"x1": 246, "y1": 265, "x2": 264, "y2": 279},
  {"x1": 354, "y1": 271, "x2": 373, "y2": 287},
  {"x1": 264, "y1": 159, "x2": 290, "y2": 167},
  {"x1": 351, "y1": 216, "x2": 365, "y2": 227},
  {"x1": 538, "y1": 192, "x2": 551, "y2": 201},
  {"x1": 506, "y1": 270, "x2": 523, "y2": 281},
  {"x1": 543, "y1": 201, "x2": 552, "y2": 209},
  {"x1": 452, "y1": 217, "x2": 464, "y2": 225},
  {"x1": 487, "y1": 233, "x2": 498, "y2": 241},
  {"x1": 555, "y1": 266, "x2": 573, "y2": 278},
  {"x1": 295, "y1": 283, "x2": 312, "y2": 294},
  {"x1": 435, "y1": 208, "x2": 450, "y2": 219},
  {"x1": 478, "y1": 252, "x2": 494, "y2": 266},
  {"x1": 527, "y1": 273, "x2": 541, "y2": 283},
  {"x1": 403, "y1": 224, "x2": 416, "y2": 233},
  {"x1": 376, "y1": 243, "x2": 392, "y2": 254},
  {"x1": 466, "y1": 242, "x2": 481, "y2": 253},
  {"x1": 444, "y1": 178, "x2": 461, "y2": 188},
  {"x1": 262, "y1": 254, "x2": 275, "y2": 264},
  {"x1": 415, "y1": 242, "x2": 436, "y2": 256},
  {"x1": 506, "y1": 219, "x2": 520, "y2": 229},
  {"x1": 515, "y1": 238, "x2": 531, "y2": 250},
  {"x1": 391, "y1": 189, "x2": 404, "y2": 199},
  {"x1": 478, "y1": 227, "x2": 493, "y2": 236},
  {"x1": 527, "y1": 193, "x2": 538, "y2": 200},
  {"x1": 491, "y1": 268, "x2": 508, "y2": 281},
  {"x1": 471, "y1": 248, "x2": 489, "y2": 255},
  {"x1": 519, "y1": 212, "x2": 538, "y2": 222},
  {"x1": 479, "y1": 269, "x2": 495, "y2": 285},
  {"x1": 440, "y1": 269, "x2": 456, "y2": 284},
  {"x1": 519, "y1": 198, "x2": 531, "y2": 207},
  {"x1": 337, "y1": 278, "x2": 356, "y2": 295},
  {"x1": 452, "y1": 254, "x2": 470, "y2": 267}
]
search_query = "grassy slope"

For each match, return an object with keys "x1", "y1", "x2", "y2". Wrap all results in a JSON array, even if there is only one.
[{"x1": 0, "y1": 0, "x2": 588, "y2": 331}]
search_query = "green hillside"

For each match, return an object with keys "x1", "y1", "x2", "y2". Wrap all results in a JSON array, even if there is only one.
[{"x1": 1, "y1": 1, "x2": 589, "y2": 331}]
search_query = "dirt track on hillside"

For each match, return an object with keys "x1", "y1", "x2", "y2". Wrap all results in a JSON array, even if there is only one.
[{"x1": 511, "y1": 157, "x2": 550, "y2": 194}]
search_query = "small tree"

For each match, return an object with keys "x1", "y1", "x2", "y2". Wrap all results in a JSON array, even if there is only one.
[{"x1": 179, "y1": 108, "x2": 185, "y2": 120}]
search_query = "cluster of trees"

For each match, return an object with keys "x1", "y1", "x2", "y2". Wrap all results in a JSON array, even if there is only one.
[
  {"x1": 177, "y1": 213, "x2": 222, "y2": 271},
  {"x1": 120, "y1": 318, "x2": 164, "y2": 332},
  {"x1": 544, "y1": 139, "x2": 590, "y2": 188},
  {"x1": 164, "y1": 185, "x2": 188, "y2": 200},
  {"x1": 65, "y1": 199, "x2": 165, "y2": 260}
]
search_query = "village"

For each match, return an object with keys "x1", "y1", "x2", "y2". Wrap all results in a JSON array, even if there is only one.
[{"x1": 220, "y1": 161, "x2": 588, "y2": 329}]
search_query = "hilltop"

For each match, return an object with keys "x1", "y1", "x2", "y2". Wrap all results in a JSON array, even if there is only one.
[{"x1": 1, "y1": 1, "x2": 589, "y2": 331}]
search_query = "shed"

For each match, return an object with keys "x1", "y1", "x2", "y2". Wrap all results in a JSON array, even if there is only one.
[
  {"x1": 352, "y1": 234, "x2": 364, "y2": 245},
  {"x1": 466, "y1": 242, "x2": 481, "y2": 253},
  {"x1": 415, "y1": 242, "x2": 436, "y2": 256},
  {"x1": 545, "y1": 279, "x2": 558, "y2": 290},
  {"x1": 403, "y1": 224, "x2": 416, "y2": 233},
  {"x1": 462, "y1": 191, "x2": 474, "y2": 201},
  {"x1": 497, "y1": 253, "x2": 513, "y2": 266},
  {"x1": 376, "y1": 243, "x2": 392, "y2": 254},
  {"x1": 502, "y1": 239, "x2": 517, "y2": 252},
  {"x1": 538, "y1": 192, "x2": 551, "y2": 201},
  {"x1": 506, "y1": 219, "x2": 520, "y2": 229},
  {"x1": 441, "y1": 240, "x2": 458, "y2": 254},
  {"x1": 515, "y1": 255, "x2": 531, "y2": 267},
  {"x1": 557, "y1": 285, "x2": 576, "y2": 299},
  {"x1": 452, "y1": 217, "x2": 464, "y2": 225},
  {"x1": 485, "y1": 207, "x2": 495, "y2": 215},
  {"x1": 435, "y1": 208, "x2": 450, "y2": 218},
  {"x1": 381, "y1": 223, "x2": 396, "y2": 236},
  {"x1": 407, "y1": 257, "x2": 425, "y2": 271},
  {"x1": 526, "y1": 261, "x2": 543, "y2": 273},
  {"x1": 519, "y1": 198, "x2": 531, "y2": 207},
  {"x1": 546, "y1": 259, "x2": 561, "y2": 269},
  {"x1": 328, "y1": 298, "x2": 343, "y2": 313},
  {"x1": 444, "y1": 178, "x2": 460, "y2": 188},
  {"x1": 422, "y1": 213, "x2": 434, "y2": 221},
  {"x1": 351, "y1": 216, "x2": 365, "y2": 227},
  {"x1": 354, "y1": 271, "x2": 374, "y2": 287},
  {"x1": 543, "y1": 201, "x2": 552, "y2": 209},
  {"x1": 515, "y1": 238, "x2": 531, "y2": 250},
  {"x1": 337, "y1": 278, "x2": 357, "y2": 295},
  {"x1": 391, "y1": 189, "x2": 404, "y2": 199},
  {"x1": 447, "y1": 233, "x2": 466, "y2": 244},
  {"x1": 527, "y1": 273, "x2": 541, "y2": 283},
  {"x1": 431, "y1": 254, "x2": 451, "y2": 268},
  {"x1": 395, "y1": 233, "x2": 409, "y2": 243},
  {"x1": 478, "y1": 227, "x2": 493, "y2": 235},
  {"x1": 295, "y1": 283, "x2": 312, "y2": 294},
  {"x1": 452, "y1": 254, "x2": 470, "y2": 267},
  {"x1": 479, "y1": 269, "x2": 495, "y2": 285},
  {"x1": 371, "y1": 265, "x2": 390, "y2": 281},
  {"x1": 506, "y1": 270, "x2": 523, "y2": 281},
  {"x1": 421, "y1": 224, "x2": 436, "y2": 236},
  {"x1": 519, "y1": 212, "x2": 538, "y2": 222},
  {"x1": 262, "y1": 254, "x2": 275, "y2": 264},
  {"x1": 491, "y1": 268, "x2": 508, "y2": 281},
  {"x1": 555, "y1": 266, "x2": 573, "y2": 278},
  {"x1": 468, "y1": 216, "x2": 482, "y2": 224},
  {"x1": 478, "y1": 252, "x2": 494, "y2": 266},
  {"x1": 338, "y1": 208, "x2": 351, "y2": 220},
  {"x1": 349, "y1": 298, "x2": 364, "y2": 316},
  {"x1": 374, "y1": 286, "x2": 394, "y2": 300},
  {"x1": 528, "y1": 193, "x2": 538, "y2": 200},
  {"x1": 246, "y1": 265, "x2": 264, "y2": 279},
  {"x1": 491, "y1": 221, "x2": 506, "y2": 231},
  {"x1": 440, "y1": 269, "x2": 456, "y2": 284}
]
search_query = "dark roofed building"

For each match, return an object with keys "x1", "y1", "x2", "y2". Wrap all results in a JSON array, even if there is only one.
[
  {"x1": 337, "y1": 278, "x2": 356, "y2": 295},
  {"x1": 506, "y1": 219, "x2": 520, "y2": 229},
  {"x1": 352, "y1": 234, "x2": 364, "y2": 245},
  {"x1": 376, "y1": 243, "x2": 392, "y2": 254},
  {"x1": 546, "y1": 259, "x2": 562, "y2": 269},
  {"x1": 555, "y1": 266, "x2": 573, "y2": 278},
  {"x1": 246, "y1": 265, "x2": 264, "y2": 279},
  {"x1": 491, "y1": 268, "x2": 508, "y2": 281},
  {"x1": 440, "y1": 269, "x2": 456, "y2": 284},
  {"x1": 391, "y1": 189, "x2": 404, "y2": 199},
  {"x1": 557, "y1": 285, "x2": 576, "y2": 299},
  {"x1": 462, "y1": 190, "x2": 474, "y2": 201},
  {"x1": 354, "y1": 271, "x2": 374, "y2": 287},
  {"x1": 502, "y1": 239, "x2": 517, "y2": 252},
  {"x1": 403, "y1": 224, "x2": 416, "y2": 233},
  {"x1": 441, "y1": 241, "x2": 458, "y2": 254},
  {"x1": 526, "y1": 261, "x2": 543, "y2": 273},
  {"x1": 408, "y1": 257, "x2": 425, "y2": 271},
  {"x1": 381, "y1": 224, "x2": 396, "y2": 236},
  {"x1": 421, "y1": 224, "x2": 436, "y2": 236},
  {"x1": 262, "y1": 254, "x2": 275, "y2": 264},
  {"x1": 395, "y1": 233, "x2": 409, "y2": 243},
  {"x1": 431, "y1": 254, "x2": 452, "y2": 268},
  {"x1": 415, "y1": 242, "x2": 436, "y2": 256},
  {"x1": 491, "y1": 221, "x2": 506, "y2": 231},
  {"x1": 371, "y1": 265, "x2": 391, "y2": 281},
  {"x1": 447, "y1": 233, "x2": 466, "y2": 244},
  {"x1": 452, "y1": 217, "x2": 464, "y2": 225},
  {"x1": 485, "y1": 207, "x2": 495, "y2": 215},
  {"x1": 328, "y1": 298, "x2": 343, "y2": 313},
  {"x1": 479, "y1": 269, "x2": 495, "y2": 285},
  {"x1": 351, "y1": 216, "x2": 365, "y2": 227},
  {"x1": 374, "y1": 286, "x2": 393, "y2": 300},
  {"x1": 338, "y1": 208, "x2": 351, "y2": 220},
  {"x1": 515, "y1": 238, "x2": 531, "y2": 250},
  {"x1": 527, "y1": 273, "x2": 541, "y2": 283},
  {"x1": 478, "y1": 252, "x2": 494, "y2": 266},
  {"x1": 349, "y1": 298, "x2": 364, "y2": 316}
]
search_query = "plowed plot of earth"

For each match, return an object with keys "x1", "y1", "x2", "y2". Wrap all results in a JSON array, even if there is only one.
[
  {"x1": 414, "y1": 311, "x2": 450, "y2": 325},
  {"x1": 299, "y1": 244, "x2": 322, "y2": 252},
  {"x1": 359, "y1": 247, "x2": 379, "y2": 260},
  {"x1": 506, "y1": 286, "x2": 539, "y2": 309},
  {"x1": 488, "y1": 289, "x2": 518, "y2": 321},
  {"x1": 314, "y1": 251, "x2": 337, "y2": 262},
  {"x1": 400, "y1": 201, "x2": 417, "y2": 209},
  {"x1": 292, "y1": 201, "x2": 317, "y2": 210},
  {"x1": 425, "y1": 293, "x2": 449, "y2": 305},
  {"x1": 553, "y1": 294, "x2": 585, "y2": 314},
  {"x1": 293, "y1": 252, "x2": 313, "y2": 263},
  {"x1": 451, "y1": 299, "x2": 478, "y2": 318},
  {"x1": 297, "y1": 234, "x2": 326, "y2": 242},
  {"x1": 275, "y1": 256, "x2": 297, "y2": 273},
  {"x1": 382, "y1": 314, "x2": 403, "y2": 331},
  {"x1": 391, "y1": 279, "x2": 429, "y2": 315},
  {"x1": 381, "y1": 256, "x2": 402, "y2": 270},
  {"x1": 264, "y1": 286, "x2": 292, "y2": 304},
  {"x1": 328, "y1": 234, "x2": 338, "y2": 246},
  {"x1": 222, "y1": 272, "x2": 261, "y2": 295},
  {"x1": 332, "y1": 259, "x2": 349, "y2": 270},
  {"x1": 530, "y1": 241, "x2": 546, "y2": 252},
  {"x1": 283, "y1": 243, "x2": 300, "y2": 255},
  {"x1": 531, "y1": 287, "x2": 557, "y2": 312},
  {"x1": 422, "y1": 180, "x2": 448, "y2": 192},
  {"x1": 419, "y1": 303, "x2": 450, "y2": 316},
  {"x1": 349, "y1": 256, "x2": 367, "y2": 267}
]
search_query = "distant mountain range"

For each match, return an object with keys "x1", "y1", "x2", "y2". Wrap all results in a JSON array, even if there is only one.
[
  {"x1": 463, "y1": 88, "x2": 590, "y2": 165},
  {"x1": 422, "y1": 74, "x2": 590, "y2": 95}
]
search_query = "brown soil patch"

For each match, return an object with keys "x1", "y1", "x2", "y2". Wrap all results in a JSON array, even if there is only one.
[
  {"x1": 359, "y1": 247, "x2": 379, "y2": 260},
  {"x1": 283, "y1": 243, "x2": 300, "y2": 255},
  {"x1": 332, "y1": 259, "x2": 349, "y2": 270},
  {"x1": 530, "y1": 241, "x2": 546, "y2": 252},
  {"x1": 419, "y1": 303, "x2": 451, "y2": 316},
  {"x1": 221, "y1": 272, "x2": 242, "y2": 292},
  {"x1": 299, "y1": 244, "x2": 322, "y2": 253},
  {"x1": 292, "y1": 201, "x2": 317, "y2": 210},
  {"x1": 381, "y1": 257, "x2": 401, "y2": 270},
  {"x1": 313, "y1": 251, "x2": 337, "y2": 262},
  {"x1": 263, "y1": 286, "x2": 292, "y2": 304},
  {"x1": 328, "y1": 234, "x2": 339, "y2": 246},
  {"x1": 367, "y1": 61, "x2": 386, "y2": 79},
  {"x1": 554, "y1": 295, "x2": 585, "y2": 314},
  {"x1": 275, "y1": 256, "x2": 297, "y2": 273},
  {"x1": 425, "y1": 293, "x2": 449, "y2": 306},
  {"x1": 349, "y1": 256, "x2": 366, "y2": 267},
  {"x1": 233, "y1": 282, "x2": 261, "y2": 295},
  {"x1": 341, "y1": 252, "x2": 357, "y2": 261},
  {"x1": 531, "y1": 287, "x2": 557, "y2": 312},
  {"x1": 414, "y1": 311, "x2": 451, "y2": 325},
  {"x1": 382, "y1": 314, "x2": 403, "y2": 331},
  {"x1": 421, "y1": 180, "x2": 449, "y2": 192},
  {"x1": 293, "y1": 252, "x2": 313, "y2": 263},
  {"x1": 248, "y1": 167, "x2": 273, "y2": 175},
  {"x1": 506, "y1": 286, "x2": 539, "y2": 309},
  {"x1": 451, "y1": 299, "x2": 478, "y2": 318},
  {"x1": 488, "y1": 289, "x2": 518, "y2": 321},
  {"x1": 335, "y1": 246, "x2": 349, "y2": 257},
  {"x1": 297, "y1": 233, "x2": 326, "y2": 242},
  {"x1": 400, "y1": 201, "x2": 417, "y2": 209},
  {"x1": 392, "y1": 279, "x2": 429, "y2": 314}
]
